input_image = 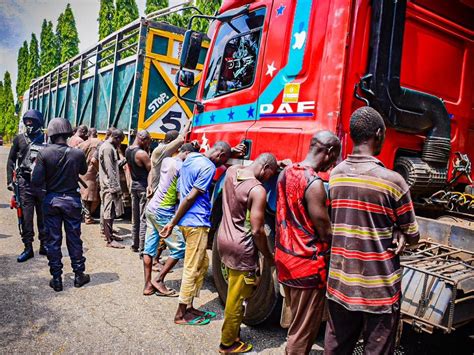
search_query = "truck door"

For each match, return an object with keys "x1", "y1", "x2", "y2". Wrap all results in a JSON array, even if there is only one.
[{"x1": 190, "y1": 3, "x2": 272, "y2": 149}]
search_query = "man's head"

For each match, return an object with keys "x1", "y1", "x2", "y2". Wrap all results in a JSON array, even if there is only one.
[
  {"x1": 349, "y1": 106, "x2": 386, "y2": 156},
  {"x1": 109, "y1": 128, "x2": 125, "y2": 148},
  {"x1": 164, "y1": 130, "x2": 179, "y2": 144},
  {"x1": 76, "y1": 125, "x2": 89, "y2": 140},
  {"x1": 105, "y1": 127, "x2": 115, "y2": 139},
  {"x1": 253, "y1": 153, "x2": 278, "y2": 182},
  {"x1": 206, "y1": 141, "x2": 232, "y2": 167},
  {"x1": 307, "y1": 130, "x2": 341, "y2": 172},
  {"x1": 177, "y1": 143, "x2": 197, "y2": 161},
  {"x1": 47, "y1": 117, "x2": 73, "y2": 144},
  {"x1": 136, "y1": 130, "x2": 151, "y2": 151},
  {"x1": 88, "y1": 127, "x2": 98, "y2": 138},
  {"x1": 23, "y1": 109, "x2": 44, "y2": 136}
]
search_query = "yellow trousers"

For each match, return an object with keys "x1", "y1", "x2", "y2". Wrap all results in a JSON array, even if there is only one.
[
  {"x1": 221, "y1": 269, "x2": 256, "y2": 346},
  {"x1": 178, "y1": 226, "x2": 210, "y2": 305}
]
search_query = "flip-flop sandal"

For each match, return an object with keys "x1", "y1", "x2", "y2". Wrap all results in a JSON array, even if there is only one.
[
  {"x1": 175, "y1": 316, "x2": 210, "y2": 326},
  {"x1": 203, "y1": 311, "x2": 217, "y2": 319},
  {"x1": 219, "y1": 341, "x2": 253, "y2": 353},
  {"x1": 143, "y1": 287, "x2": 157, "y2": 296},
  {"x1": 155, "y1": 288, "x2": 178, "y2": 297},
  {"x1": 106, "y1": 241, "x2": 125, "y2": 249}
]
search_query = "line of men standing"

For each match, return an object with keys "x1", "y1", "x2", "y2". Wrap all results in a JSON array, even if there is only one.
[{"x1": 7, "y1": 106, "x2": 420, "y2": 353}]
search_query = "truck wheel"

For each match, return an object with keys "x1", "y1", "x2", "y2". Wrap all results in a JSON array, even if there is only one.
[{"x1": 211, "y1": 216, "x2": 281, "y2": 326}]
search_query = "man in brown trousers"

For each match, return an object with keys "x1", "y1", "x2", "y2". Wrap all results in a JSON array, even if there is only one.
[{"x1": 78, "y1": 129, "x2": 102, "y2": 224}]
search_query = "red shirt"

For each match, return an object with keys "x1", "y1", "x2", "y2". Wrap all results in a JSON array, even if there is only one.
[{"x1": 275, "y1": 164, "x2": 329, "y2": 289}]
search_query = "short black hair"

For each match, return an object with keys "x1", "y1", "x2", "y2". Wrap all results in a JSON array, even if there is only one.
[
  {"x1": 213, "y1": 141, "x2": 232, "y2": 156},
  {"x1": 111, "y1": 128, "x2": 124, "y2": 139},
  {"x1": 349, "y1": 107, "x2": 385, "y2": 144},
  {"x1": 164, "y1": 130, "x2": 179, "y2": 143},
  {"x1": 255, "y1": 153, "x2": 278, "y2": 170},
  {"x1": 179, "y1": 143, "x2": 198, "y2": 153}
]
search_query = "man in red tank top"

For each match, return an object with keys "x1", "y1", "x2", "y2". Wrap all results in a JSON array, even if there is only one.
[
  {"x1": 217, "y1": 153, "x2": 278, "y2": 353},
  {"x1": 275, "y1": 131, "x2": 341, "y2": 355}
]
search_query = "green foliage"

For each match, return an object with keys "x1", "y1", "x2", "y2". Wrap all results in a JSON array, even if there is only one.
[
  {"x1": 115, "y1": 0, "x2": 139, "y2": 30},
  {"x1": 0, "y1": 72, "x2": 19, "y2": 140},
  {"x1": 193, "y1": 0, "x2": 221, "y2": 33},
  {"x1": 145, "y1": 0, "x2": 168, "y2": 15},
  {"x1": 57, "y1": 4, "x2": 80, "y2": 62},
  {"x1": 27, "y1": 33, "x2": 41, "y2": 84},
  {"x1": 165, "y1": 0, "x2": 221, "y2": 33},
  {"x1": 40, "y1": 20, "x2": 60, "y2": 75},
  {"x1": 98, "y1": 0, "x2": 116, "y2": 40},
  {"x1": 16, "y1": 41, "x2": 29, "y2": 99}
]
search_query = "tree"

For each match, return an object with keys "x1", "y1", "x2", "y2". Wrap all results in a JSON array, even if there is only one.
[
  {"x1": 145, "y1": 0, "x2": 168, "y2": 15},
  {"x1": 165, "y1": 0, "x2": 221, "y2": 33},
  {"x1": 98, "y1": 0, "x2": 116, "y2": 40},
  {"x1": 27, "y1": 33, "x2": 41, "y2": 85},
  {"x1": 115, "y1": 0, "x2": 139, "y2": 30},
  {"x1": 2, "y1": 72, "x2": 19, "y2": 140},
  {"x1": 40, "y1": 20, "x2": 60, "y2": 75},
  {"x1": 0, "y1": 80, "x2": 4, "y2": 136},
  {"x1": 16, "y1": 41, "x2": 29, "y2": 99},
  {"x1": 57, "y1": 4, "x2": 80, "y2": 62}
]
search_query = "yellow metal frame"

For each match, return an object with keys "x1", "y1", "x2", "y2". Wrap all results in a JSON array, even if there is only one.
[{"x1": 138, "y1": 28, "x2": 208, "y2": 140}]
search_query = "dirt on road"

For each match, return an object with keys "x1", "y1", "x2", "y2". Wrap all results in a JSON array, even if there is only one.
[{"x1": 0, "y1": 146, "x2": 288, "y2": 353}]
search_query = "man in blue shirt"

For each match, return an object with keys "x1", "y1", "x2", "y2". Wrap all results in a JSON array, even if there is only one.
[{"x1": 160, "y1": 141, "x2": 235, "y2": 325}]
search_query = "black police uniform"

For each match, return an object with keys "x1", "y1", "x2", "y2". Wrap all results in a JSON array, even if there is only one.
[
  {"x1": 6, "y1": 112, "x2": 47, "y2": 261},
  {"x1": 31, "y1": 143, "x2": 88, "y2": 283}
]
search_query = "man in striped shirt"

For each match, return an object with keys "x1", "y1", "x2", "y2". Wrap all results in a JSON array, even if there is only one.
[{"x1": 324, "y1": 107, "x2": 420, "y2": 354}]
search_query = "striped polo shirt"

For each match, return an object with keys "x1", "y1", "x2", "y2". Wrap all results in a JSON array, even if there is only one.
[{"x1": 327, "y1": 155, "x2": 419, "y2": 313}]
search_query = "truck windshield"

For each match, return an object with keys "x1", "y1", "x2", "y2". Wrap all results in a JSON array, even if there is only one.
[{"x1": 203, "y1": 8, "x2": 266, "y2": 100}]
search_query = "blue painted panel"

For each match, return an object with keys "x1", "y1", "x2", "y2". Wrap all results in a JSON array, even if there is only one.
[
  {"x1": 95, "y1": 70, "x2": 112, "y2": 130},
  {"x1": 112, "y1": 62, "x2": 136, "y2": 130},
  {"x1": 78, "y1": 77, "x2": 94, "y2": 127}
]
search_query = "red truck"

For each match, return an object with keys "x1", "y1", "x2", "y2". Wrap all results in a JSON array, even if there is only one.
[{"x1": 176, "y1": 0, "x2": 474, "y2": 325}]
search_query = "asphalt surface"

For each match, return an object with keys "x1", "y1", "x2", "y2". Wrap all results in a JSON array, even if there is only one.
[
  {"x1": 1, "y1": 145, "x2": 473, "y2": 354},
  {"x1": 0, "y1": 146, "x2": 290, "y2": 353}
]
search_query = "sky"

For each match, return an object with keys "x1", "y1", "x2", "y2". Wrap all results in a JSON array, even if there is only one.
[{"x1": 0, "y1": 0, "x2": 182, "y2": 98}]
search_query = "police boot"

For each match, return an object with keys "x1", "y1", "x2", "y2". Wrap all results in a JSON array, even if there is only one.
[
  {"x1": 17, "y1": 243, "x2": 34, "y2": 263},
  {"x1": 49, "y1": 277, "x2": 63, "y2": 292},
  {"x1": 39, "y1": 243, "x2": 47, "y2": 256},
  {"x1": 74, "y1": 272, "x2": 90, "y2": 288}
]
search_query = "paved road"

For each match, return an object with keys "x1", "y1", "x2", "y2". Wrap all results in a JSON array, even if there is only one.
[
  {"x1": 1, "y1": 145, "x2": 473, "y2": 354},
  {"x1": 0, "y1": 146, "x2": 288, "y2": 353}
]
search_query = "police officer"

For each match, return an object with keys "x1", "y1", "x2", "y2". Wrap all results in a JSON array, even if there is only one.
[
  {"x1": 31, "y1": 117, "x2": 90, "y2": 292},
  {"x1": 7, "y1": 109, "x2": 47, "y2": 262}
]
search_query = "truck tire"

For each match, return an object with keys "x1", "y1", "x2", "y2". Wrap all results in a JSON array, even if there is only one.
[{"x1": 211, "y1": 216, "x2": 281, "y2": 326}]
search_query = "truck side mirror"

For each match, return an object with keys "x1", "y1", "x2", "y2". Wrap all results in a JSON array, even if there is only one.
[
  {"x1": 175, "y1": 70, "x2": 195, "y2": 88},
  {"x1": 180, "y1": 30, "x2": 203, "y2": 70}
]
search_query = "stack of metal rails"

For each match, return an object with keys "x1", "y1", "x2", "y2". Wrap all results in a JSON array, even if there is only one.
[{"x1": 400, "y1": 241, "x2": 474, "y2": 333}]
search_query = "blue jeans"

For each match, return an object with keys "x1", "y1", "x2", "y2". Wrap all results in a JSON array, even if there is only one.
[
  {"x1": 43, "y1": 193, "x2": 86, "y2": 278},
  {"x1": 143, "y1": 209, "x2": 185, "y2": 260}
]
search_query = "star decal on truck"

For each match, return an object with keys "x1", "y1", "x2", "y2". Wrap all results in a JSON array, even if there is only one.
[
  {"x1": 246, "y1": 107, "x2": 255, "y2": 118},
  {"x1": 266, "y1": 61, "x2": 277, "y2": 77},
  {"x1": 276, "y1": 4, "x2": 286, "y2": 17}
]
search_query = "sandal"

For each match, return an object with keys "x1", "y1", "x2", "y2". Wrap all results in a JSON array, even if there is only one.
[
  {"x1": 203, "y1": 311, "x2": 217, "y2": 319},
  {"x1": 219, "y1": 341, "x2": 253, "y2": 353},
  {"x1": 155, "y1": 288, "x2": 178, "y2": 297},
  {"x1": 175, "y1": 316, "x2": 210, "y2": 326},
  {"x1": 143, "y1": 287, "x2": 156, "y2": 296},
  {"x1": 106, "y1": 240, "x2": 125, "y2": 249}
]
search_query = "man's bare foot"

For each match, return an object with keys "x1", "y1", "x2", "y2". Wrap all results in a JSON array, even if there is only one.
[
  {"x1": 106, "y1": 240, "x2": 125, "y2": 249},
  {"x1": 151, "y1": 279, "x2": 172, "y2": 295},
  {"x1": 174, "y1": 310, "x2": 209, "y2": 325},
  {"x1": 187, "y1": 307, "x2": 206, "y2": 317},
  {"x1": 143, "y1": 283, "x2": 156, "y2": 296}
]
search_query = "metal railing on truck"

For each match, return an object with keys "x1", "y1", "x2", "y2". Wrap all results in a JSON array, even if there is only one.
[{"x1": 27, "y1": 1, "x2": 207, "y2": 141}]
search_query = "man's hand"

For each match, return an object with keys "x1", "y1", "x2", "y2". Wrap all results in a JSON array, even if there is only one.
[
  {"x1": 159, "y1": 222, "x2": 175, "y2": 239},
  {"x1": 146, "y1": 186, "x2": 154, "y2": 199},
  {"x1": 7, "y1": 183, "x2": 14, "y2": 192},
  {"x1": 231, "y1": 143, "x2": 246, "y2": 157},
  {"x1": 388, "y1": 229, "x2": 406, "y2": 255},
  {"x1": 277, "y1": 159, "x2": 292, "y2": 170}
]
